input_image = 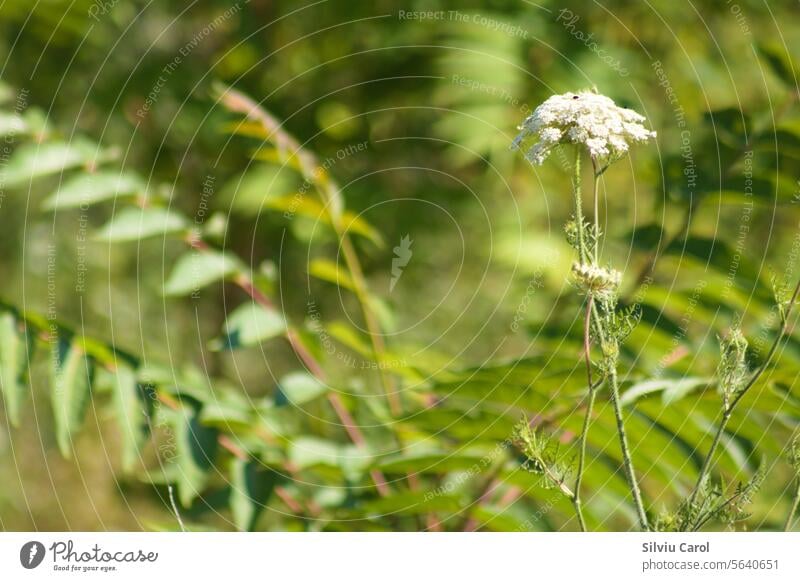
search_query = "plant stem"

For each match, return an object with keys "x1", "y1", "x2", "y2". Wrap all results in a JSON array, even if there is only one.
[
  {"x1": 684, "y1": 411, "x2": 731, "y2": 524},
  {"x1": 784, "y1": 478, "x2": 800, "y2": 531},
  {"x1": 185, "y1": 236, "x2": 392, "y2": 496},
  {"x1": 337, "y1": 232, "x2": 401, "y2": 416},
  {"x1": 590, "y1": 157, "x2": 600, "y2": 264},
  {"x1": 683, "y1": 275, "x2": 800, "y2": 530},
  {"x1": 587, "y1": 296, "x2": 648, "y2": 528},
  {"x1": 573, "y1": 296, "x2": 595, "y2": 532},
  {"x1": 168, "y1": 485, "x2": 186, "y2": 532},
  {"x1": 571, "y1": 150, "x2": 648, "y2": 530},
  {"x1": 607, "y1": 365, "x2": 649, "y2": 529},
  {"x1": 544, "y1": 463, "x2": 576, "y2": 501},
  {"x1": 572, "y1": 150, "x2": 588, "y2": 264},
  {"x1": 217, "y1": 86, "x2": 400, "y2": 416}
]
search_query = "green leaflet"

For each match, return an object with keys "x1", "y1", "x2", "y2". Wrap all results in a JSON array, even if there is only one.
[
  {"x1": 620, "y1": 377, "x2": 710, "y2": 406},
  {"x1": 360, "y1": 490, "x2": 463, "y2": 517},
  {"x1": 108, "y1": 365, "x2": 155, "y2": 473},
  {"x1": 262, "y1": 194, "x2": 383, "y2": 246},
  {"x1": 308, "y1": 258, "x2": 356, "y2": 292},
  {"x1": 757, "y1": 42, "x2": 796, "y2": 87},
  {"x1": 210, "y1": 302, "x2": 287, "y2": 350},
  {"x1": 0, "y1": 112, "x2": 27, "y2": 138},
  {"x1": 2, "y1": 140, "x2": 115, "y2": 187},
  {"x1": 164, "y1": 250, "x2": 242, "y2": 296},
  {"x1": 229, "y1": 458, "x2": 276, "y2": 531},
  {"x1": 50, "y1": 340, "x2": 94, "y2": 458},
  {"x1": 95, "y1": 206, "x2": 190, "y2": 242},
  {"x1": 288, "y1": 436, "x2": 372, "y2": 481},
  {"x1": 199, "y1": 384, "x2": 255, "y2": 430},
  {"x1": 274, "y1": 371, "x2": 328, "y2": 406},
  {"x1": 43, "y1": 171, "x2": 145, "y2": 210},
  {"x1": 0, "y1": 312, "x2": 33, "y2": 427},
  {"x1": 378, "y1": 452, "x2": 492, "y2": 474},
  {"x1": 164, "y1": 402, "x2": 219, "y2": 507}
]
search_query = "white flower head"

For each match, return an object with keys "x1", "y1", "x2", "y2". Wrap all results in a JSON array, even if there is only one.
[
  {"x1": 571, "y1": 262, "x2": 621, "y2": 299},
  {"x1": 512, "y1": 91, "x2": 656, "y2": 165}
]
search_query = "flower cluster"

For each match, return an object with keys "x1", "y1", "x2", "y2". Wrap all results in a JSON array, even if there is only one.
[
  {"x1": 571, "y1": 262, "x2": 621, "y2": 300},
  {"x1": 512, "y1": 91, "x2": 656, "y2": 165},
  {"x1": 717, "y1": 327, "x2": 749, "y2": 410}
]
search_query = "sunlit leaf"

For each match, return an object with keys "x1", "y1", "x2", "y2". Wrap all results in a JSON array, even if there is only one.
[
  {"x1": 95, "y1": 206, "x2": 189, "y2": 242},
  {"x1": 229, "y1": 458, "x2": 276, "y2": 531},
  {"x1": 43, "y1": 171, "x2": 145, "y2": 210},
  {"x1": 164, "y1": 401, "x2": 218, "y2": 507},
  {"x1": 0, "y1": 112, "x2": 27, "y2": 138},
  {"x1": 108, "y1": 365, "x2": 154, "y2": 473},
  {"x1": 288, "y1": 437, "x2": 371, "y2": 480},
  {"x1": 263, "y1": 194, "x2": 383, "y2": 245},
  {"x1": 620, "y1": 377, "x2": 710, "y2": 406},
  {"x1": 2, "y1": 140, "x2": 115, "y2": 187},
  {"x1": 758, "y1": 42, "x2": 797, "y2": 87},
  {"x1": 164, "y1": 250, "x2": 242, "y2": 296},
  {"x1": 50, "y1": 340, "x2": 93, "y2": 458},
  {"x1": 288, "y1": 436, "x2": 340, "y2": 469},
  {"x1": 210, "y1": 302, "x2": 286, "y2": 350},
  {"x1": 0, "y1": 312, "x2": 33, "y2": 427},
  {"x1": 275, "y1": 372, "x2": 328, "y2": 406},
  {"x1": 308, "y1": 258, "x2": 356, "y2": 292}
]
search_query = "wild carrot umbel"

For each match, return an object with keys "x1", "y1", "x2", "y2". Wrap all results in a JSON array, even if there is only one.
[{"x1": 513, "y1": 90, "x2": 656, "y2": 530}]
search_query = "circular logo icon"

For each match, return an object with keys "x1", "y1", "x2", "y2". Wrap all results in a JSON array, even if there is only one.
[{"x1": 19, "y1": 541, "x2": 46, "y2": 569}]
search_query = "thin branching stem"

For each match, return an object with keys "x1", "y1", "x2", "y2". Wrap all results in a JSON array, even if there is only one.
[
  {"x1": 168, "y1": 485, "x2": 186, "y2": 532},
  {"x1": 217, "y1": 86, "x2": 400, "y2": 416},
  {"x1": 185, "y1": 235, "x2": 392, "y2": 496},
  {"x1": 545, "y1": 463, "x2": 577, "y2": 500},
  {"x1": 683, "y1": 413, "x2": 730, "y2": 526},
  {"x1": 588, "y1": 284, "x2": 648, "y2": 528},
  {"x1": 683, "y1": 275, "x2": 800, "y2": 530},
  {"x1": 337, "y1": 230, "x2": 401, "y2": 415},
  {"x1": 607, "y1": 365, "x2": 649, "y2": 529},
  {"x1": 573, "y1": 295, "x2": 596, "y2": 532},
  {"x1": 692, "y1": 484, "x2": 749, "y2": 532},
  {"x1": 571, "y1": 147, "x2": 648, "y2": 530}
]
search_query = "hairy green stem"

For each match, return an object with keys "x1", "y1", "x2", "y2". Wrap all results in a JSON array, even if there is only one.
[
  {"x1": 607, "y1": 366, "x2": 649, "y2": 529},
  {"x1": 684, "y1": 412, "x2": 731, "y2": 525},
  {"x1": 589, "y1": 297, "x2": 649, "y2": 529},
  {"x1": 572, "y1": 150, "x2": 588, "y2": 264},
  {"x1": 546, "y1": 463, "x2": 576, "y2": 500},
  {"x1": 683, "y1": 276, "x2": 800, "y2": 530},
  {"x1": 572, "y1": 147, "x2": 648, "y2": 530},
  {"x1": 590, "y1": 157, "x2": 600, "y2": 264},
  {"x1": 573, "y1": 297, "x2": 596, "y2": 532}
]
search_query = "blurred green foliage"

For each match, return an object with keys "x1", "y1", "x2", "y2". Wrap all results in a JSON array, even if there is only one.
[{"x1": 2, "y1": 0, "x2": 800, "y2": 531}]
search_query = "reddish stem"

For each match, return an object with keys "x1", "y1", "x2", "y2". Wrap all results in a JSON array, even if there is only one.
[{"x1": 183, "y1": 236, "x2": 391, "y2": 496}]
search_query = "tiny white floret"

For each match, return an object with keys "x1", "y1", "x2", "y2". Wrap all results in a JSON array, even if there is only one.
[{"x1": 571, "y1": 262, "x2": 621, "y2": 299}]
